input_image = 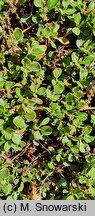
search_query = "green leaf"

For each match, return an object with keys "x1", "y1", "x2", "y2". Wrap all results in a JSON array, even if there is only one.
[
  {"x1": 12, "y1": 133, "x2": 22, "y2": 145},
  {"x1": 56, "y1": 178, "x2": 67, "y2": 188},
  {"x1": 89, "y1": 187, "x2": 95, "y2": 196},
  {"x1": 22, "y1": 58, "x2": 41, "y2": 72},
  {"x1": 37, "y1": 87, "x2": 46, "y2": 96},
  {"x1": 21, "y1": 14, "x2": 32, "y2": 23},
  {"x1": 47, "y1": 0, "x2": 59, "y2": 10},
  {"x1": 30, "y1": 45, "x2": 47, "y2": 59},
  {"x1": 0, "y1": 119, "x2": 4, "y2": 128},
  {"x1": 42, "y1": 27, "x2": 51, "y2": 37},
  {"x1": 2, "y1": 184, "x2": 12, "y2": 195},
  {"x1": 16, "y1": 87, "x2": 23, "y2": 102},
  {"x1": 87, "y1": 167, "x2": 95, "y2": 179},
  {"x1": 87, "y1": 2, "x2": 95, "y2": 12},
  {"x1": 0, "y1": 168, "x2": 10, "y2": 179},
  {"x1": 0, "y1": 157, "x2": 4, "y2": 164},
  {"x1": 63, "y1": 189, "x2": 68, "y2": 193},
  {"x1": 28, "y1": 61, "x2": 41, "y2": 72},
  {"x1": 14, "y1": 28, "x2": 23, "y2": 41},
  {"x1": 71, "y1": 52, "x2": 78, "y2": 63},
  {"x1": 77, "y1": 113, "x2": 88, "y2": 121},
  {"x1": 40, "y1": 118, "x2": 50, "y2": 126},
  {"x1": 4, "y1": 130, "x2": 12, "y2": 140},
  {"x1": 62, "y1": 136, "x2": 69, "y2": 144},
  {"x1": 71, "y1": 146, "x2": 79, "y2": 154},
  {"x1": 79, "y1": 140, "x2": 86, "y2": 153},
  {"x1": 25, "y1": 110, "x2": 36, "y2": 122},
  {"x1": 63, "y1": 8, "x2": 76, "y2": 15},
  {"x1": 4, "y1": 142, "x2": 11, "y2": 152},
  {"x1": 83, "y1": 135, "x2": 95, "y2": 143},
  {"x1": 34, "y1": 0, "x2": 43, "y2": 7},
  {"x1": 74, "y1": 13, "x2": 81, "y2": 25},
  {"x1": 48, "y1": 161, "x2": 54, "y2": 169},
  {"x1": 22, "y1": 57, "x2": 33, "y2": 71},
  {"x1": 65, "y1": 103, "x2": 73, "y2": 111},
  {"x1": 50, "y1": 39, "x2": 56, "y2": 48},
  {"x1": 19, "y1": 0, "x2": 27, "y2": 4},
  {"x1": 34, "y1": 131, "x2": 43, "y2": 140},
  {"x1": 53, "y1": 68, "x2": 62, "y2": 79},
  {"x1": 82, "y1": 126, "x2": 92, "y2": 135},
  {"x1": 31, "y1": 97, "x2": 43, "y2": 104},
  {"x1": 91, "y1": 114, "x2": 95, "y2": 126},
  {"x1": 76, "y1": 39, "x2": 83, "y2": 48},
  {"x1": 72, "y1": 27, "x2": 80, "y2": 35},
  {"x1": 13, "y1": 116, "x2": 27, "y2": 129},
  {"x1": 65, "y1": 93, "x2": 74, "y2": 103},
  {"x1": 80, "y1": 69, "x2": 88, "y2": 80},
  {"x1": 48, "y1": 146, "x2": 55, "y2": 152},
  {"x1": 54, "y1": 82, "x2": 64, "y2": 94},
  {"x1": 41, "y1": 126, "x2": 52, "y2": 135},
  {"x1": 82, "y1": 55, "x2": 95, "y2": 65},
  {"x1": 56, "y1": 154, "x2": 61, "y2": 162},
  {"x1": 79, "y1": 176, "x2": 88, "y2": 184},
  {"x1": 18, "y1": 182, "x2": 24, "y2": 192},
  {"x1": 0, "y1": 98, "x2": 4, "y2": 106},
  {"x1": 66, "y1": 195, "x2": 75, "y2": 200}
]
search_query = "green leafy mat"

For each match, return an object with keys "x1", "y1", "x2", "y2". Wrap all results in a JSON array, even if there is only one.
[{"x1": 0, "y1": 0, "x2": 95, "y2": 200}]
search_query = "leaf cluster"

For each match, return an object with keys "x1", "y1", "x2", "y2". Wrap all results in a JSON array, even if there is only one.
[{"x1": 0, "y1": 0, "x2": 95, "y2": 200}]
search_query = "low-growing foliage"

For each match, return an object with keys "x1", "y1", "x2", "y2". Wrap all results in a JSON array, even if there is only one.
[{"x1": 0, "y1": 0, "x2": 95, "y2": 200}]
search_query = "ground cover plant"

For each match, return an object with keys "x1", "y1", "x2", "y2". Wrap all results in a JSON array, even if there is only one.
[{"x1": 0, "y1": 0, "x2": 95, "y2": 200}]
